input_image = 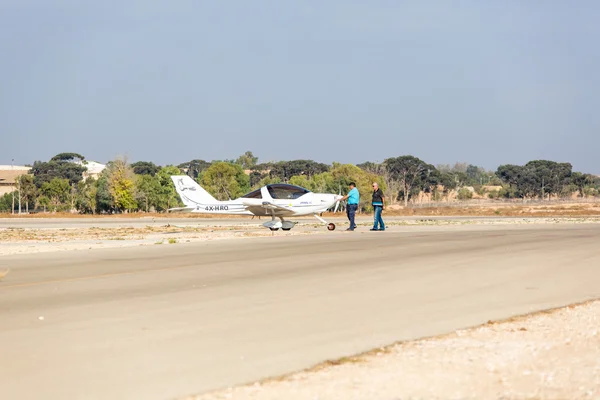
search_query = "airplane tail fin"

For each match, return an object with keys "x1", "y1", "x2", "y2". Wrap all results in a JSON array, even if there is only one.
[{"x1": 170, "y1": 175, "x2": 218, "y2": 207}]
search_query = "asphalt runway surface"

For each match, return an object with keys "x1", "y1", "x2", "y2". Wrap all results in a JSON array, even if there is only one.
[{"x1": 1, "y1": 223, "x2": 599, "y2": 400}]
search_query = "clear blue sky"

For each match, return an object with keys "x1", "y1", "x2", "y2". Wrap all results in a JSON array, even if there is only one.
[{"x1": 1, "y1": 1, "x2": 598, "y2": 173}]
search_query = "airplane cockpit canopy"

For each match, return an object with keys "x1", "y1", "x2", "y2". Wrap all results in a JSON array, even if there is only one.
[
  {"x1": 268, "y1": 184, "x2": 310, "y2": 199},
  {"x1": 242, "y1": 184, "x2": 311, "y2": 200}
]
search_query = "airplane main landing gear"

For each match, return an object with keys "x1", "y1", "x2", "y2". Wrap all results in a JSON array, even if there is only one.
[{"x1": 264, "y1": 216, "x2": 296, "y2": 231}]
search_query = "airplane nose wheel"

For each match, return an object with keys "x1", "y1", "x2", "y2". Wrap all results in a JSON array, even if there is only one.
[{"x1": 327, "y1": 223, "x2": 335, "y2": 231}]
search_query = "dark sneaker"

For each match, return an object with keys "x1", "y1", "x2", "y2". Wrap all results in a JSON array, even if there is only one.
[
  {"x1": 370, "y1": 228, "x2": 379, "y2": 231},
  {"x1": 346, "y1": 228, "x2": 354, "y2": 231}
]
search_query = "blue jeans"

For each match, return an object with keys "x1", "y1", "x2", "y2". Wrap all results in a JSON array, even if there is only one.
[
  {"x1": 373, "y1": 205, "x2": 385, "y2": 230},
  {"x1": 346, "y1": 204, "x2": 358, "y2": 229}
]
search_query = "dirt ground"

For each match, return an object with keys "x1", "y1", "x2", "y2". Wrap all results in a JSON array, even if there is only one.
[
  {"x1": 187, "y1": 300, "x2": 600, "y2": 400},
  {"x1": 383, "y1": 201, "x2": 600, "y2": 217},
  {"x1": 0, "y1": 224, "x2": 320, "y2": 256}
]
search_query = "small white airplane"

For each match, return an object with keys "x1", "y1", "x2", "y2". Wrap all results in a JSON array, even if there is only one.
[{"x1": 168, "y1": 175, "x2": 343, "y2": 231}]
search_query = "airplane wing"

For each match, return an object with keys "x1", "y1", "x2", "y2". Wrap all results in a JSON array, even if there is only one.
[
  {"x1": 260, "y1": 201, "x2": 294, "y2": 212},
  {"x1": 241, "y1": 201, "x2": 296, "y2": 216}
]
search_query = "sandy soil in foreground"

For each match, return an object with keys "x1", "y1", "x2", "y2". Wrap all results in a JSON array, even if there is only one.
[{"x1": 187, "y1": 300, "x2": 600, "y2": 400}]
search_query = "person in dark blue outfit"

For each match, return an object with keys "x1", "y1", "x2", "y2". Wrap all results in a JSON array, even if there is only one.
[
  {"x1": 340, "y1": 182, "x2": 359, "y2": 231},
  {"x1": 371, "y1": 182, "x2": 385, "y2": 231}
]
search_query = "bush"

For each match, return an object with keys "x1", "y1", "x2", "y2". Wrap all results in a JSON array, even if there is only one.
[
  {"x1": 474, "y1": 185, "x2": 486, "y2": 196},
  {"x1": 0, "y1": 192, "x2": 13, "y2": 212},
  {"x1": 457, "y1": 188, "x2": 473, "y2": 200},
  {"x1": 488, "y1": 190, "x2": 500, "y2": 199}
]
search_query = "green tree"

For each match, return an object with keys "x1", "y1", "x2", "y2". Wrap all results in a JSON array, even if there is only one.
[
  {"x1": 288, "y1": 175, "x2": 313, "y2": 191},
  {"x1": 75, "y1": 178, "x2": 98, "y2": 214},
  {"x1": 570, "y1": 172, "x2": 595, "y2": 198},
  {"x1": 439, "y1": 172, "x2": 459, "y2": 200},
  {"x1": 328, "y1": 163, "x2": 385, "y2": 212},
  {"x1": 249, "y1": 171, "x2": 267, "y2": 188},
  {"x1": 465, "y1": 164, "x2": 491, "y2": 185},
  {"x1": 31, "y1": 153, "x2": 87, "y2": 188},
  {"x1": 51, "y1": 152, "x2": 85, "y2": 162},
  {"x1": 235, "y1": 151, "x2": 259, "y2": 169},
  {"x1": 383, "y1": 155, "x2": 433, "y2": 207},
  {"x1": 15, "y1": 174, "x2": 36, "y2": 213},
  {"x1": 131, "y1": 161, "x2": 160, "y2": 176},
  {"x1": 496, "y1": 164, "x2": 523, "y2": 187},
  {"x1": 135, "y1": 174, "x2": 161, "y2": 212},
  {"x1": 524, "y1": 160, "x2": 572, "y2": 199},
  {"x1": 156, "y1": 165, "x2": 183, "y2": 211},
  {"x1": 289, "y1": 172, "x2": 334, "y2": 194},
  {"x1": 36, "y1": 195, "x2": 51, "y2": 212},
  {"x1": 356, "y1": 161, "x2": 383, "y2": 174},
  {"x1": 178, "y1": 159, "x2": 211, "y2": 179},
  {"x1": 0, "y1": 193, "x2": 13, "y2": 212},
  {"x1": 95, "y1": 175, "x2": 113, "y2": 213},
  {"x1": 201, "y1": 162, "x2": 250, "y2": 200},
  {"x1": 263, "y1": 160, "x2": 330, "y2": 182},
  {"x1": 358, "y1": 161, "x2": 408, "y2": 206},
  {"x1": 422, "y1": 168, "x2": 441, "y2": 197},
  {"x1": 496, "y1": 164, "x2": 525, "y2": 198},
  {"x1": 40, "y1": 178, "x2": 70, "y2": 211},
  {"x1": 105, "y1": 158, "x2": 137, "y2": 212},
  {"x1": 254, "y1": 174, "x2": 283, "y2": 189},
  {"x1": 497, "y1": 161, "x2": 573, "y2": 199}
]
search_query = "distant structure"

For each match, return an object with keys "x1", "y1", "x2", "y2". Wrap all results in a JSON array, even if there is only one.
[
  {"x1": 0, "y1": 165, "x2": 31, "y2": 196},
  {"x1": 75, "y1": 160, "x2": 106, "y2": 179}
]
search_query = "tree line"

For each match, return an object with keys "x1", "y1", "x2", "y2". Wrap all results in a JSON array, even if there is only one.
[{"x1": 1, "y1": 151, "x2": 598, "y2": 214}]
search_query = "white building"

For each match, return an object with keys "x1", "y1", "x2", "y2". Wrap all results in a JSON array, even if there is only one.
[{"x1": 76, "y1": 160, "x2": 106, "y2": 179}]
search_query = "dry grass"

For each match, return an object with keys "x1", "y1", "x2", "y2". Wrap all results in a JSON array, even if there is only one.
[
  {"x1": 377, "y1": 203, "x2": 600, "y2": 217},
  {"x1": 0, "y1": 223, "x2": 320, "y2": 247}
]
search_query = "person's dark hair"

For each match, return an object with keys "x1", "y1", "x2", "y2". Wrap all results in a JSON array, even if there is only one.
[{"x1": 349, "y1": 182, "x2": 356, "y2": 187}]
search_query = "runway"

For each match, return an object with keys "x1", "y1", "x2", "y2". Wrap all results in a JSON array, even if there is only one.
[{"x1": 1, "y1": 223, "x2": 599, "y2": 400}]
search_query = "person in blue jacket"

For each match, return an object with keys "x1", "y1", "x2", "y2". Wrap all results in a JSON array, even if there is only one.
[{"x1": 340, "y1": 182, "x2": 359, "y2": 231}]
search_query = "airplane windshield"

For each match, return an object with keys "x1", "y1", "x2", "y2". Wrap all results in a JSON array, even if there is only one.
[
  {"x1": 267, "y1": 184, "x2": 310, "y2": 199},
  {"x1": 241, "y1": 188, "x2": 262, "y2": 199}
]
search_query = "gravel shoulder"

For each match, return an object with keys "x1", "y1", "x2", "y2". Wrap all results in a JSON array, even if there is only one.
[{"x1": 188, "y1": 300, "x2": 600, "y2": 400}]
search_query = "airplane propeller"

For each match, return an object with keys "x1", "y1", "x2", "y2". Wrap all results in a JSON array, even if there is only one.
[{"x1": 333, "y1": 185, "x2": 342, "y2": 213}]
